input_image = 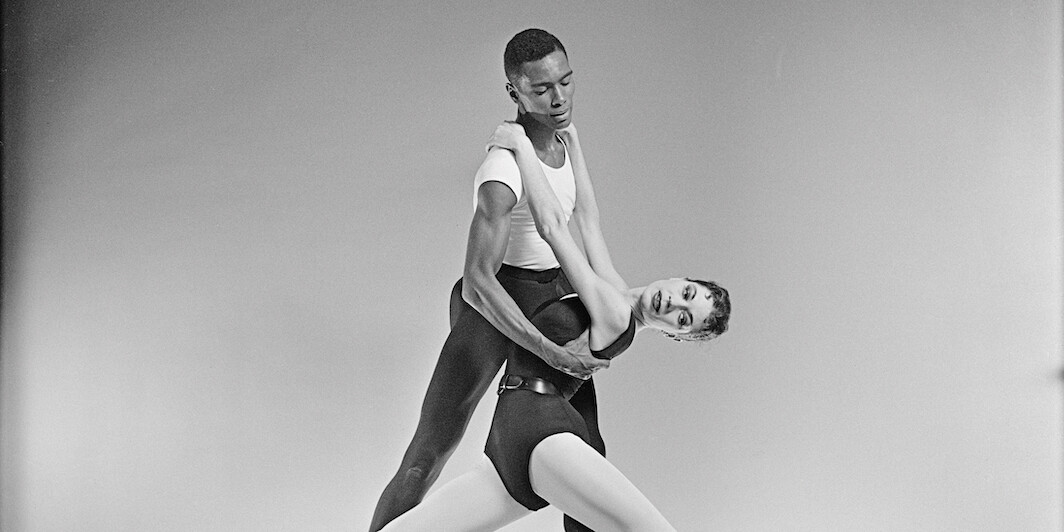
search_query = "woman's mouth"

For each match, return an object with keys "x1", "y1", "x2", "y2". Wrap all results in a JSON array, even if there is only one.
[{"x1": 652, "y1": 291, "x2": 661, "y2": 313}]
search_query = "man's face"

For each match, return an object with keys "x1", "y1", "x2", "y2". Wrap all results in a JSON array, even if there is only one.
[{"x1": 510, "y1": 50, "x2": 574, "y2": 129}]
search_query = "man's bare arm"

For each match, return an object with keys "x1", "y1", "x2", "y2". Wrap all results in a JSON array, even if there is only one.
[{"x1": 462, "y1": 181, "x2": 607, "y2": 378}]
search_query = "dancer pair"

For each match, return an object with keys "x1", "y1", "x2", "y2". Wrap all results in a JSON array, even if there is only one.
[{"x1": 370, "y1": 29, "x2": 730, "y2": 531}]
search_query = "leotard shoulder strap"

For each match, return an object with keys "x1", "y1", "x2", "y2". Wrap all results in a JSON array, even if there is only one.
[
  {"x1": 528, "y1": 294, "x2": 636, "y2": 361},
  {"x1": 590, "y1": 313, "x2": 637, "y2": 361}
]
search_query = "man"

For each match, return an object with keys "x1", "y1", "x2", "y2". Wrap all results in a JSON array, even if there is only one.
[{"x1": 369, "y1": 28, "x2": 622, "y2": 532}]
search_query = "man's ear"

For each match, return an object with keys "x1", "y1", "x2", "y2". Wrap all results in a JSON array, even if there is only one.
[{"x1": 506, "y1": 83, "x2": 519, "y2": 103}]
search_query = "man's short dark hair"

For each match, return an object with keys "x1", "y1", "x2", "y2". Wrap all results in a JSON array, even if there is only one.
[{"x1": 504, "y1": 29, "x2": 567, "y2": 82}]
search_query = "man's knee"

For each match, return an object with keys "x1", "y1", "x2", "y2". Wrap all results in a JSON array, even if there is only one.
[
  {"x1": 398, "y1": 463, "x2": 435, "y2": 485},
  {"x1": 402, "y1": 428, "x2": 465, "y2": 477},
  {"x1": 394, "y1": 451, "x2": 450, "y2": 491}
]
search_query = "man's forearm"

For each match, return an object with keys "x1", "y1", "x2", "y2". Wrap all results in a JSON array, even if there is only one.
[
  {"x1": 464, "y1": 161, "x2": 600, "y2": 378},
  {"x1": 462, "y1": 271, "x2": 557, "y2": 364}
]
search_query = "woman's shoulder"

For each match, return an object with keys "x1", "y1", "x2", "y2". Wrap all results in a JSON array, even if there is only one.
[
  {"x1": 529, "y1": 294, "x2": 591, "y2": 347},
  {"x1": 590, "y1": 311, "x2": 637, "y2": 360},
  {"x1": 532, "y1": 294, "x2": 633, "y2": 356}
]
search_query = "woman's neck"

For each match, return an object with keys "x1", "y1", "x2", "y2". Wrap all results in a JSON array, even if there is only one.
[{"x1": 624, "y1": 287, "x2": 649, "y2": 331}]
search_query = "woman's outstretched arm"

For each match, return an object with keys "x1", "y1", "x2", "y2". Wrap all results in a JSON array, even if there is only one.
[
  {"x1": 487, "y1": 123, "x2": 630, "y2": 342},
  {"x1": 558, "y1": 125, "x2": 628, "y2": 291}
]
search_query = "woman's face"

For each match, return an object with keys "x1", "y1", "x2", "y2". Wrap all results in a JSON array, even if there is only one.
[{"x1": 639, "y1": 278, "x2": 719, "y2": 336}]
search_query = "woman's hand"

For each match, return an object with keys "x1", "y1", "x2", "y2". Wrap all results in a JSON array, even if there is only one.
[
  {"x1": 557, "y1": 122, "x2": 579, "y2": 144},
  {"x1": 487, "y1": 121, "x2": 533, "y2": 153}
]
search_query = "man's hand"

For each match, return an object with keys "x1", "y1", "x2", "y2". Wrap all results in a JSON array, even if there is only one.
[{"x1": 548, "y1": 330, "x2": 609, "y2": 379}]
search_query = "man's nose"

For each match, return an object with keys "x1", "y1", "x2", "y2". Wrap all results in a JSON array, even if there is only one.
[{"x1": 552, "y1": 88, "x2": 567, "y2": 106}]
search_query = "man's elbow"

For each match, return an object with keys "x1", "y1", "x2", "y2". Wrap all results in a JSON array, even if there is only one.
[
  {"x1": 461, "y1": 268, "x2": 491, "y2": 308},
  {"x1": 461, "y1": 281, "x2": 480, "y2": 307}
]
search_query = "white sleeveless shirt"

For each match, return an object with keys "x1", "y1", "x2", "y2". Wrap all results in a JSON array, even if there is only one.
[{"x1": 473, "y1": 142, "x2": 576, "y2": 270}]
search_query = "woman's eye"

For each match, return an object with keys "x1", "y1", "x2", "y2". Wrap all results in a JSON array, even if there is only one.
[{"x1": 684, "y1": 286, "x2": 692, "y2": 299}]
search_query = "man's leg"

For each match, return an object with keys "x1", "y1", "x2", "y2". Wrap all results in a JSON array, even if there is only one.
[
  {"x1": 379, "y1": 456, "x2": 530, "y2": 532},
  {"x1": 368, "y1": 280, "x2": 510, "y2": 531},
  {"x1": 562, "y1": 378, "x2": 605, "y2": 532}
]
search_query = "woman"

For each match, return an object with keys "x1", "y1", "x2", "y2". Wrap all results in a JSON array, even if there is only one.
[{"x1": 381, "y1": 123, "x2": 731, "y2": 531}]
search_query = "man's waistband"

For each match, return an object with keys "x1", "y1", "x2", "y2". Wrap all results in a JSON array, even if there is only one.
[
  {"x1": 497, "y1": 263, "x2": 561, "y2": 282},
  {"x1": 497, "y1": 374, "x2": 560, "y2": 396}
]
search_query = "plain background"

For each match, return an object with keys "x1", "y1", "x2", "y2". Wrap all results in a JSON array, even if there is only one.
[{"x1": 2, "y1": 1, "x2": 1061, "y2": 531}]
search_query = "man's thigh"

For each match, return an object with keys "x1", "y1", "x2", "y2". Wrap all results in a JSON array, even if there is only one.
[{"x1": 418, "y1": 272, "x2": 566, "y2": 428}]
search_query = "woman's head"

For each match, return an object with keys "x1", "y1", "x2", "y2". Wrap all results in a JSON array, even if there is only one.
[{"x1": 638, "y1": 278, "x2": 730, "y2": 342}]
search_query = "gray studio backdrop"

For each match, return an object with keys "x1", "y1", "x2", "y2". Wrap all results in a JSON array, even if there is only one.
[{"x1": 2, "y1": 1, "x2": 1061, "y2": 531}]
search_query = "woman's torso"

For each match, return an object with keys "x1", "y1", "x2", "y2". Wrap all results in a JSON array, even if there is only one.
[{"x1": 508, "y1": 295, "x2": 636, "y2": 398}]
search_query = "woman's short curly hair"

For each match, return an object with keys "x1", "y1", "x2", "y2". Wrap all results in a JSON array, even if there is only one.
[
  {"x1": 662, "y1": 279, "x2": 731, "y2": 342},
  {"x1": 504, "y1": 28, "x2": 567, "y2": 82}
]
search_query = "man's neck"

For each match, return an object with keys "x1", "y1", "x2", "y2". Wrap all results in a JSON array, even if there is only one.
[{"x1": 515, "y1": 113, "x2": 559, "y2": 151}]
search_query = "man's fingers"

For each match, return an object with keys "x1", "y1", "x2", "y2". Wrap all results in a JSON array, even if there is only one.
[
  {"x1": 564, "y1": 331, "x2": 590, "y2": 350},
  {"x1": 563, "y1": 365, "x2": 594, "y2": 380},
  {"x1": 571, "y1": 357, "x2": 608, "y2": 379}
]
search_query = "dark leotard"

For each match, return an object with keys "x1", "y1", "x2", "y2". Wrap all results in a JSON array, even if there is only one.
[
  {"x1": 370, "y1": 265, "x2": 605, "y2": 532},
  {"x1": 485, "y1": 295, "x2": 638, "y2": 510}
]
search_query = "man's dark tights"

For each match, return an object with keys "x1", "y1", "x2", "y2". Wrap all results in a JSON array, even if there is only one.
[{"x1": 368, "y1": 274, "x2": 601, "y2": 531}]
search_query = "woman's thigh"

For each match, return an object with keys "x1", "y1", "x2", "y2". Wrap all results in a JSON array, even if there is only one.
[
  {"x1": 528, "y1": 433, "x2": 676, "y2": 532},
  {"x1": 381, "y1": 455, "x2": 530, "y2": 532}
]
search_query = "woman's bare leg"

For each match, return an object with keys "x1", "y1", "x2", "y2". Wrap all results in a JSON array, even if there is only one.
[
  {"x1": 380, "y1": 456, "x2": 531, "y2": 532},
  {"x1": 529, "y1": 433, "x2": 676, "y2": 532}
]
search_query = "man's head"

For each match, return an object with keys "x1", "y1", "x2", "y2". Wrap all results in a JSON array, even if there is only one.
[
  {"x1": 503, "y1": 29, "x2": 573, "y2": 129},
  {"x1": 504, "y1": 29, "x2": 567, "y2": 82}
]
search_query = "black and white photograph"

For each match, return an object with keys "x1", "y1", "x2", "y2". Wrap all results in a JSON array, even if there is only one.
[{"x1": 2, "y1": 1, "x2": 1061, "y2": 530}]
